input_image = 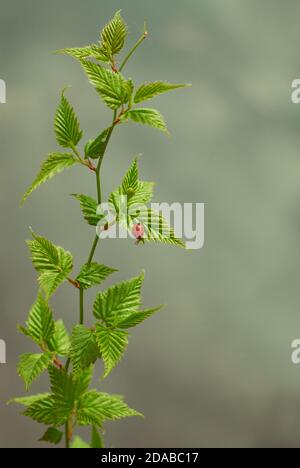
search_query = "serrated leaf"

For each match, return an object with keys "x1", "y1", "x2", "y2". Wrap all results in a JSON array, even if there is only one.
[
  {"x1": 54, "y1": 90, "x2": 83, "y2": 148},
  {"x1": 21, "y1": 294, "x2": 55, "y2": 346},
  {"x1": 93, "y1": 273, "x2": 144, "y2": 323},
  {"x1": 116, "y1": 306, "x2": 162, "y2": 329},
  {"x1": 23, "y1": 395, "x2": 57, "y2": 425},
  {"x1": 72, "y1": 194, "x2": 104, "y2": 226},
  {"x1": 129, "y1": 208, "x2": 185, "y2": 248},
  {"x1": 22, "y1": 152, "x2": 77, "y2": 203},
  {"x1": 76, "y1": 263, "x2": 117, "y2": 290},
  {"x1": 57, "y1": 44, "x2": 109, "y2": 63},
  {"x1": 75, "y1": 366, "x2": 94, "y2": 395},
  {"x1": 48, "y1": 320, "x2": 71, "y2": 356},
  {"x1": 48, "y1": 366, "x2": 93, "y2": 423},
  {"x1": 81, "y1": 60, "x2": 130, "y2": 109},
  {"x1": 71, "y1": 436, "x2": 90, "y2": 448},
  {"x1": 95, "y1": 325, "x2": 128, "y2": 378},
  {"x1": 70, "y1": 325, "x2": 99, "y2": 374},
  {"x1": 91, "y1": 426, "x2": 105, "y2": 448},
  {"x1": 100, "y1": 10, "x2": 128, "y2": 57},
  {"x1": 18, "y1": 353, "x2": 53, "y2": 391},
  {"x1": 27, "y1": 232, "x2": 73, "y2": 298},
  {"x1": 9, "y1": 393, "x2": 51, "y2": 407},
  {"x1": 84, "y1": 128, "x2": 110, "y2": 159},
  {"x1": 134, "y1": 81, "x2": 190, "y2": 104},
  {"x1": 121, "y1": 108, "x2": 168, "y2": 133},
  {"x1": 109, "y1": 159, "x2": 154, "y2": 214},
  {"x1": 39, "y1": 427, "x2": 63, "y2": 445},
  {"x1": 77, "y1": 390, "x2": 142, "y2": 427},
  {"x1": 49, "y1": 366, "x2": 78, "y2": 422}
]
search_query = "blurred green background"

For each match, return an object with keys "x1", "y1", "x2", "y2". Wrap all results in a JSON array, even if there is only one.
[{"x1": 1, "y1": 0, "x2": 300, "y2": 448}]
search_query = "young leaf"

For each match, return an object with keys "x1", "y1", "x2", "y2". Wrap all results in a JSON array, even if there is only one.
[
  {"x1": 115, "y1": 306, "x2": 162, "y2": 329},
  {"x1": 39, "y1": 427, "x2": 63, "y2": 445},
  {"x1": 121, "y1": 158, "x2": 139, "y2": 194},
  {"x1": 109, "y1": 159, "x2": 154, "y2": 212},
  {"x1": 100, "y1": 10, "x2": 128, "y2": 57},
  {"x1": 23, "y1": 395, "x2": 57, "y2": 426},
  {"x1": 20, "y1": 294, "x2": 55, "y2": 346},
  {"x1": 54, "y1": 90, "x2": 83, "y2": 148},
  {"x1": 130, "y1": 208, "x2": 185, "y2": 248},
  {"x1": 72, "y1": 194, "x2": 104, "y2": 226},
  {"x1": 84, "y1": 128, "x2": 110, "y2": 160},
  {"x1": 48, "y1": 320, "x2": 71, "y2": 356},
  {"x1": 75, "y1": 366, "x2": 94, "y2": 395},
  {"x1": 95, "y1": 325, "x2": 128, "y2": 378},
  {"x1": 57, "y1": 45, "x2": 109, "y2": 63},
  {"x1": 93, "y1": 273, "x2": 144, "y2": 323},
  {"x1": 48, "y1": 367, "x2": 79, "y2": 423},
  {"x1": 9, "y1": 393, "x2": 51, "y2": 407},
  {"x1": 18, "y1": 353, "x2": 53, "y2": 391},
  {"x1": 76, "y1": 263, "x2": 117, "y2": 290},
  {"x1": 70, "y1": 325, "x2": 99, "y2": 374},
  {"x1": 121, "y1": 108, "x2": 168, "y2": 133},
  {"x1": 48, "y1": 366, "x2": 93, "y2": 423},
  {"x1": 91, "y1": 426, "x2": 105, "y2": 448},
  {"x1": 134, "y1": 81, "x2": 190, "y2": 104},
  {"x1": 71, "y1": 436, "x2": 90, "y2": 449},
  {"x1": 77, "y1": 390, "x2": 142, "y2": 427},
  {"x1": 81, "y1": 60, "x2": 130, "y2": 109},
  {"x1": 22, "y1": 152, "x2": 78, "y2": 203},
  {"x1": 27, "y1": 232, "x2": 73, "y2": 298}
]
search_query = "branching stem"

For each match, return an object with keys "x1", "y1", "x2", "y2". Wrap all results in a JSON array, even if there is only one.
[{"x1": 63, "y1": 29, "x2": 145, "y2": 449}]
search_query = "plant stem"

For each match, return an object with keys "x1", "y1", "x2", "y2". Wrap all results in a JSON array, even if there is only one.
[
  {"x1": 70, "y1": 143, "x2": 83, "y2": 163},
  {"x1": 64, "y1": 39, "x2": 143, "y2": 449},
  {"x1": 79, "y1": 288, "x2": 84, "y2": 325},
  {"x1": 65, "y1": 421, "x2": 70, "y2": 449},
  {"x1": 119, "y1": 29, "x2": 148, "y2": 72},
  {"x1": 96, "y1": 113, "x2": 117, "y2": 204},
  {"x1": 65, "y1": 358, "x2": 71, "y2": 372},
  {"x1": 87, "y1": 235, "x2": 99, "y2": 264}
]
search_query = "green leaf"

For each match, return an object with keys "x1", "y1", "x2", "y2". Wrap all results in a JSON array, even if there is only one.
[
  {"x1": 24, "y1": 395, "x2": 57, "y2": 425},
  {"x1": 48, "y1": 320, "x2": 71, "y2": 356},
  {"x1": 121, "y1": 108, "x2": 168, "y2": 133},
  {"x1": 49, "y1": 366, "x2": 78, "y2": 422},
  {"x1": 81, "y1": 60, "x2": 131, "y2": 110},
  {"x1": 18, "y1": 353, "x2": 53, "y2": 390},
  {"x1": 116, "y1": 306, "x2": 162, "y2": 329},
  {"x1": 70, "y1": 325, "x2": 99, "y2": 374},
  {"x1": 93, "y1": 273, "x2": 144, "y2": 323},
  {"x1": 72, "y1": 194, "x2": 104, "y2": 226},
  {"x1": 39, "y1": 427, "x2": 63, "y2": 445},
  {"x1": 91, "y1": 426, "x2": 105, "y2": 448},
  {"x1": 77, "y1": 390, "x2": 142, "y2": 427},
  {"x1": 57, "y1": 44, "x2": 109, "y2": 63},
  {"x1": 54, "y1": 90, "x2": 83, "y2": 148},
  {"x1": 76, "y1": 263, "x2": 117, "y2": 290},
  {"x1": 100, "y1": 10, "x2": 128, "y2": 57},
  {"x1": 48, "y1": 366, "x2": 93, "y2": 423},
  {"x1": 109, "y1": 159, "x2": 154, "y2": 213},
  {"x1": 129, "y1": 208, "x2": 185, "y2": 248},
  {"x1": 95, "y1": 325, "x2": 128, "y2": 378},
  {"x1": 75, "y1": 366, "x2": 94, "y2": 395},
  {"x1": 22, "y1": 152, "x2": 77, "y2": 203},
  {"x1": 84, "y1": 128, "x2": 110, "y2": 159},
  {"x1": 20, "y1": 294, "x2": 55, "y2": 346},
  {"x1": 71, "y1": 436, "x2": 90, "y2": 449},
  {"x1": 27, "y1": 232, "x2": 73, "y2": 298},
  {"x1": 9, "y1": 393, "x2": 51, "y2": 407},
  {"x1": 134, "y1": 81, "x2": 190, "y2": 104}
]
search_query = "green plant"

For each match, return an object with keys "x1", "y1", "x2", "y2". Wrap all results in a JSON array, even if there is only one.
[{"x1": 11, "y1": 11, "x2": 190, "y2": 448}]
